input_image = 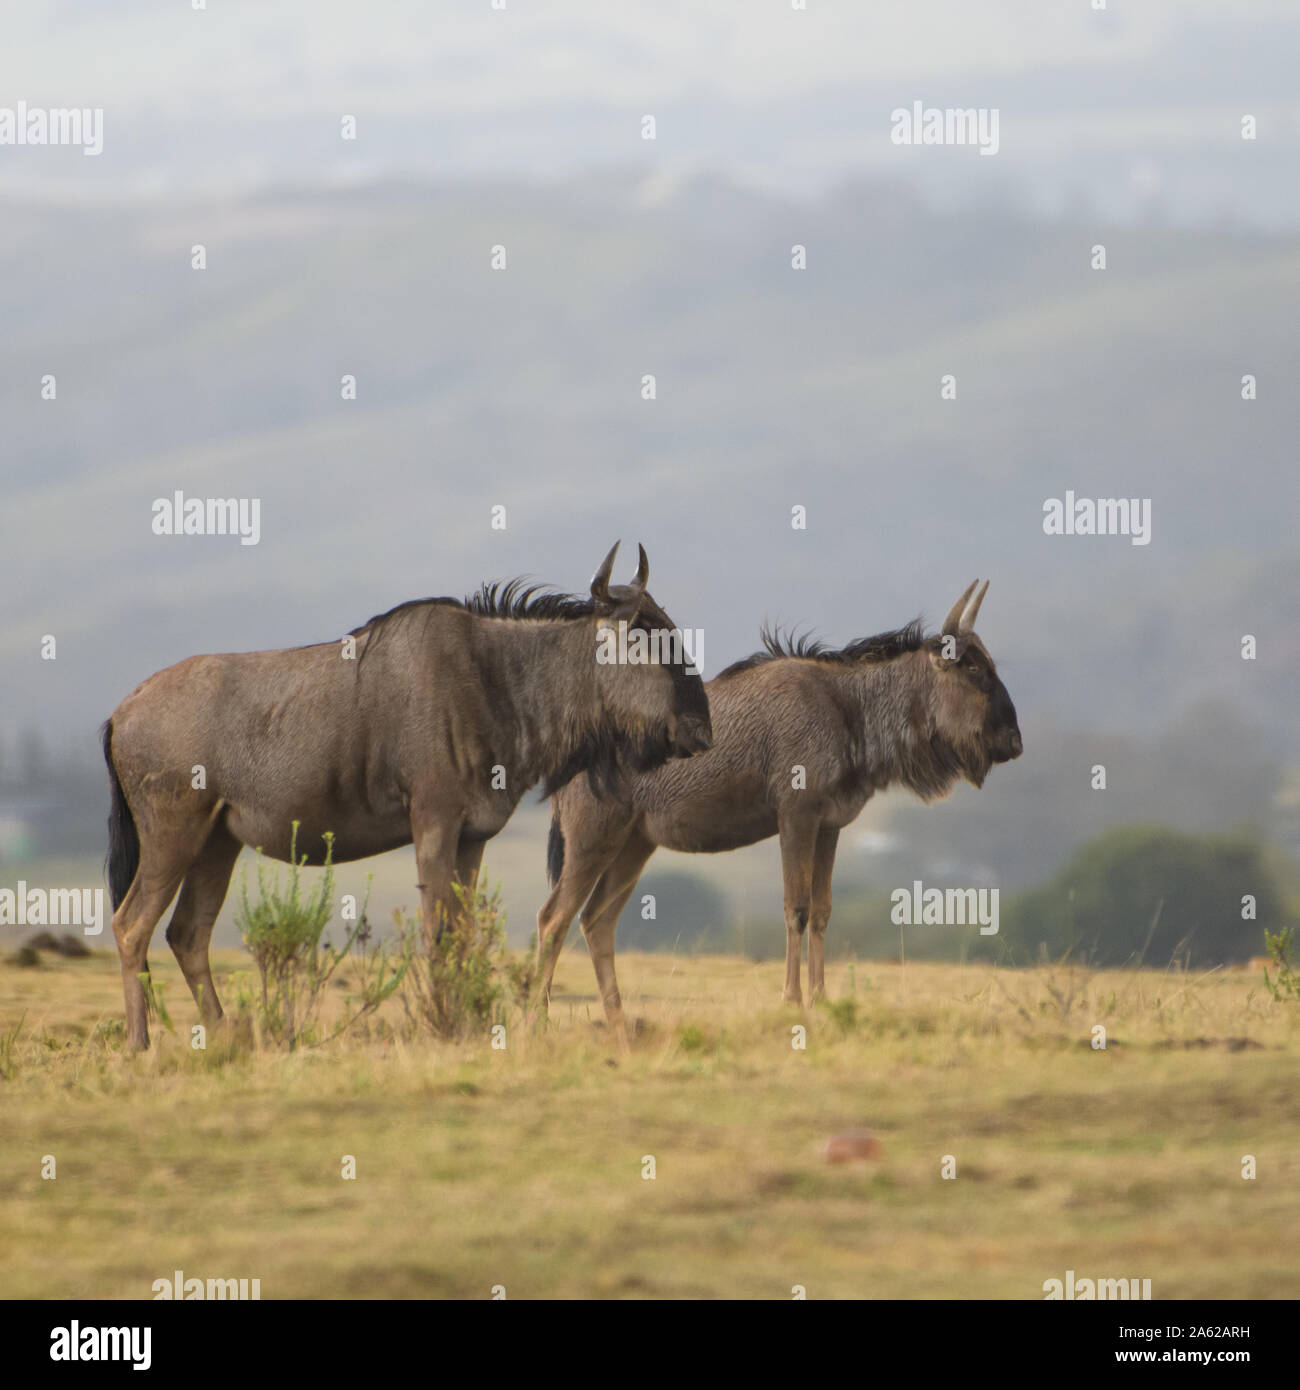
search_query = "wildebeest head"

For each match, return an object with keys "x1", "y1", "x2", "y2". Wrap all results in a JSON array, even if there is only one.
[
  {"x1": 587, "y1": 541, "x2": 712, "y2": 763},
  {"x1": 924, "y1": 580, "x2": 1022, "y2": 787}
]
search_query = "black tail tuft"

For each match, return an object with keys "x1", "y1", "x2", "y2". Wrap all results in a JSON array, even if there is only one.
[
  {"x1": 102, "y1": 721, "x2": 139, "y2": 911},
  {"x1": 546, "y1": 811, "x2": 565, "y2": 886}
]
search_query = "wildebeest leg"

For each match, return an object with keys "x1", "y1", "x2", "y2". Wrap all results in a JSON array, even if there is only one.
[
  {"x1": 532, "y1": 834, "x2": 627, "y2": 1021},
  {"x1": 410, "y1": 804, "x2": 462, "y2": 944},
  {"x1": 576, "y1": 831, "x2": 657, "y2": 1050},
  {"x1": 164, "y1": 820, "x2": 243, "y2": 1027},
  {"x1": 807, "y1": 825, "x2": 839, "y2": 1001},
  {"x1": 778, "y1": 812, "x2": 819, "y2": 1005},
  {"x1": 113, "y1": 807, "x2": 223, "y2": 1050}
]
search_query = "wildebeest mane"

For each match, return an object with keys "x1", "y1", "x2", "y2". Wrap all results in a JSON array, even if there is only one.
[
  {"x1": 717, "y1": 618, "x2": 927, "y2": 679},
  {"x1": 465, "y1": 578, "x2": 597, "y2": 622},
  {"x1": 349, "y1": 578, "x2": 597, "y2": 662},
  {"x1": 352, "y1": 579, "x2": 595, "y2": 634}
]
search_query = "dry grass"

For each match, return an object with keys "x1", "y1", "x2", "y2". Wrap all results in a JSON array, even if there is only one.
[{"x1": 1, "y1": 945, "x2": 1296, "y2": 1299}]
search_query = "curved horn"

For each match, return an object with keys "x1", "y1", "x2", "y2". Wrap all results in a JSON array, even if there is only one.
[
  {"x1": 942, "y1": 580, "x2": 979, "y2": 636},
  {"x1": 590, "y1": 541, "x2": 620, "y2": 602},
  {"x1": 631, "y1": 543, "x2": 650, "y2": 593},
  {"x1": 959, "y1": 580, "x2": 989, "y2": 635}
]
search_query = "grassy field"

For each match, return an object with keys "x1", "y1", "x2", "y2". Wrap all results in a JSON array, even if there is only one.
[{"x1": 1, "y1": 943, "x2": 1297, "y2": 1300}]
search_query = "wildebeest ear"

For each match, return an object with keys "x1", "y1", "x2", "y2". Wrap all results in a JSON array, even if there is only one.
[
  {"x1": 929, "y1": 632, "x2": 968, "y2": 667},
  {"x1": 599, "y1": 591, "x2": 646, "y2": 625}
]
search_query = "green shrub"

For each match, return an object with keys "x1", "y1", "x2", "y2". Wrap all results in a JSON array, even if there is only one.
[
  {"x1": 138, "y1": 974, "x2": 174, "y2": 1035},
  {"x1": 1263, "y1": 926, "x2": 1300, "y2": 1002},
  {"x1": 0, "y1": 1012, "x2": 25, "y2": 1081},
  {"x1": 819, "y1": 995, "x2": 858, "y2": 1033},
  {"x1": 397, "y1": 880, "x2": 523, "y2": 1041},
  {"x1": 236, "y1": 822, "x2": 407, "y2": 1049}
]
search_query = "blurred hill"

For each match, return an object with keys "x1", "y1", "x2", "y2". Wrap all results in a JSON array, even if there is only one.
[{"x1": 1, "y1": 172, "x2": 1296, "y2": 924}]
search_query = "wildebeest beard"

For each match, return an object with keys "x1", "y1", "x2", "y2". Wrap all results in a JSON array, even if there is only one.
[
  {"x1": 895, "y1": 728, "x2": 992, "y2": 801},
  {"x1": 540, "y1": 716, "x2": 678, "y2": 800}
]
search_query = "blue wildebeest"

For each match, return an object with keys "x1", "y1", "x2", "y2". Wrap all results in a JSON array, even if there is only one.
[
  {"x1": 534, "y1": 581, "x2": 1022, "y2": 1043},
  {"x1": 103, "y1": 543, "x2": 711, "y2": 1049}
]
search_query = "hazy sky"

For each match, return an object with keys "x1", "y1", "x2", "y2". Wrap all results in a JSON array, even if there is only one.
[{"x1": 3, "y1": 1, "x2": 1298, "y2": 221}]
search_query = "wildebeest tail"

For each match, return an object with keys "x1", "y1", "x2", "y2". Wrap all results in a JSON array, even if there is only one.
[
  {"x1": 546, "y1": 808, "x2": 565, "y2": 886},
  {"x1": 102, "y1": 720, "x2": 139, "y2": 910}
]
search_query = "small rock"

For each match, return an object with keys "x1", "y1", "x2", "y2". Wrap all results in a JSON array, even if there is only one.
[{"x1": 822, "y1": 1129, "x2": 882, "y2": 1163}]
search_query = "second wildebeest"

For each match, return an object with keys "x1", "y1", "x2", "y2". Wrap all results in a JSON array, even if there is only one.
[
  {"x1": 534, "y1": 581, "x2": 1022, "y2": 1042},
  {"x1": 103, "y1": 542, "x2": 711, "y2": 1049}
]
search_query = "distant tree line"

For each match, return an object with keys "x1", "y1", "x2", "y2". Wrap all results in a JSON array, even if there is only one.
[{"x1": 619, "y1": 825, "x2": 1296, "y2": 970}]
